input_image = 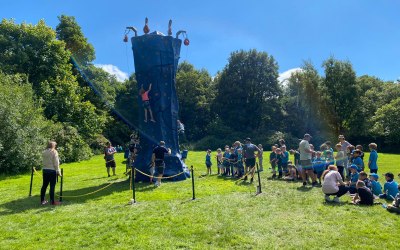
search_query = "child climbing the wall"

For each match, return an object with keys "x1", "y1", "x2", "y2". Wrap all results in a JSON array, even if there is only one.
[{"x1": 140, "y1": 83, "x2": 155, "y2": 123}]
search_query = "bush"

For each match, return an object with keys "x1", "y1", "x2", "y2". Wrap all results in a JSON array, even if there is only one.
[{"x1": 0, "y1": 73, "x2": 52, "y2": 174}]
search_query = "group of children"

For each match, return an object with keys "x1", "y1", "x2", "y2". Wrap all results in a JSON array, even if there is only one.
[
  {"x1": 204, "y1": 139, "x2": 400, "y2": 212},
  {"x1": 205, "y1": 142, "x2": 264, "y2": 179}
]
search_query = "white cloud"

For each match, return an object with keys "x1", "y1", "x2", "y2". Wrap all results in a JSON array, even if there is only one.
[
  {"x1": 278, "y1": 68, "x2": 303, "y2": 85},
  {"x1": 95, "y1": 64, "x2": 129, "y2": 82}
]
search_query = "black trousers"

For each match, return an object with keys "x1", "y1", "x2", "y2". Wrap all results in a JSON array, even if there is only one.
[
  {"x1": 326, "y1": 185, "x2": 349, "y2": 197},
  {"x1": 41, "y1": 169, "x2": 57, "y2": 202}
]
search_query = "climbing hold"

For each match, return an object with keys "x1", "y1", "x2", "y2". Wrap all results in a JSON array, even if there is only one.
[
  {"x1": 184, "y1": 38, "x2": 190, "y2": 46},
  {"x1": 123, "y1": 34, "x2": 128, "y2": 43}
]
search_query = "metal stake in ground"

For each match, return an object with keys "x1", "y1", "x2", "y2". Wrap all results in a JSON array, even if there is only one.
[
  {"x1": 191, "y1": 165, "x2": 195, "y2": 200},
  {"x1": 59, "y1": 168, "x2": 64, "y2": 202},
  {"x1": 132, "y1": 167, "x2": 136, "y2": 204},
  {"x1": 256, "y1": 163, "x2": 262, "y2": 195},
  {"x1": 29, "y1": 167, "x2": 34, "y2": 197}
]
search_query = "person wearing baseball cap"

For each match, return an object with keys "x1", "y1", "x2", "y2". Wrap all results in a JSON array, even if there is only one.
[
  {"x1": 379, "y1": 172, "x2": 399, "y2": 200},
  {"x1": 299, "y1": 133, "x2": 317, "y2": 187},
  {"x1": 242, "y1": 138, "x2": 261, "y2": 182},
  {"x1": 369, "y1": 173, "x2": 382, "y2": 196}
]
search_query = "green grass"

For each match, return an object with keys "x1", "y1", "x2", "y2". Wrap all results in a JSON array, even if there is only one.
[{"x1": 0, "y1": 152, "x2": 399, "y2": 249}]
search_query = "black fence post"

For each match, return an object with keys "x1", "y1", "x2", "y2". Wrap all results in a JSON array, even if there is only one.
[
  {"x1": 59, "y1": 168, "x2": 64, "y2": 202},
  {"x1": 191, "y1": 166, "x2": 195, "y2": 200},
  {"x1": 29, "y1": 167, "x2": 34, "y2": 197},
  {"x1": 256, "y1": 163, "x2": 262, "y2": 194},
  {"x1": 132, "y1": 167, "x2": 136, "y2": 203}
]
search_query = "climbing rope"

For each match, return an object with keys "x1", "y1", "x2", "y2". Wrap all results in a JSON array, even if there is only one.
[
  {"x1": 55, "y1": 182, "x2": 116, "y2": 198},
  {"x1": 235, "y1": 166, "x2": 256, "y2": 182}
]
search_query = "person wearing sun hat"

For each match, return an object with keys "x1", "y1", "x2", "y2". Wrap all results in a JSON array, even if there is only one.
[{"x1": 369, "y1": 173, "x2": 382, "y2": 196}]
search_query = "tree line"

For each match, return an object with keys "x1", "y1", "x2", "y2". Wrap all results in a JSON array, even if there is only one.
[{"x1": 0, "y1": 16, "x2": 399, "y2": 174}]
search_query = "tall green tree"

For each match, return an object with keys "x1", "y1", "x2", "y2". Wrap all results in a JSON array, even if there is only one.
[
  {"x1": 56, "y1": 15, "x2": 95, "y2": 65},
  {"x1": 321, "y1": 56, "x2": 357, "y2": 135},
  {"x1": 0, "y1": 72, "x2": 52, "y2": 173},
  {"x1": 213, "y1": 49, "x2": 282, "y2": 133},
  {"x1": 176, "y1": 62, "x2": 214, "y2": 141}
]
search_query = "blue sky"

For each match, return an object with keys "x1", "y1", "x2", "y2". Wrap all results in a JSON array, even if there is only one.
[{"x1": 1, "y1": 0, "x2": 399, "y2": 81}]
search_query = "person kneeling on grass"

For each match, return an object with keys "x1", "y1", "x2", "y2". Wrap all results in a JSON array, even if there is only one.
[
  {"x1": 283, "y1": 161, "x2": 297, "y2": 181},
  {"x1": 386, "y1": 184, "x2": 400, "y2": 214},
  {"x1": 322, "y1": 165, "x2": 349, "y2": 203},
  {"x1": 352, "y1": 181, "x2": 374, "y2": 206},
  {"x1": 369, "y1": 173, "x2": 382, "y2": 197}
]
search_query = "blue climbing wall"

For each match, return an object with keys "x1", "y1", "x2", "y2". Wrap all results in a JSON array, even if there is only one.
[{"x1": 131, "y1": 31, "x2": 188, "y2": 181}]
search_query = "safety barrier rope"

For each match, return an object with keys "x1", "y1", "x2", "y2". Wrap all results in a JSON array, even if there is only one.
[
  {"x1": 134, "y1": 168, "x2": 186, "y2": 179},
  {"x1": 236, "y1": 166, "x2": 256, "y2": 182},
  {"x1": 55, "y1": 182, "x2": 115, "y2": 198}
]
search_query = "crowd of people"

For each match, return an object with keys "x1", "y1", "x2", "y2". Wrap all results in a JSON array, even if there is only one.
[{"x1": 205, "y1": 134, "x2": 400, "y2": 212}]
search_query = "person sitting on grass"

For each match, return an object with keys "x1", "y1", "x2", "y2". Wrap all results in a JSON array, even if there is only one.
[
  {"x1": 352, "y1": 181, "x2": 374, "y2": 206},
  {"x1": 386, "y1": 184, "x2": 400, "y2": 214},
  {"x1": 313, "y1": 151, "x2": 326, "y2": 184},
  {"x1": 358, "y1": 171, "x2": 372, "y2": 190},
  {"x1": 348, "y1": 164, "x2": 359, "y2": 194},
  {"x1": 379, "y1": 172, "x2": 399, "y2": 200},
  {"x1": 369, "y1": 173, "x2": 382, "y2": 197},
  {"x1": 270, "y1": 146, "x2": 278, "y2": 179},
  {"x1": 283, "y1": 162, "x2": 297, "y2": 181},
  {"x1": 368, "y1": 143, "x2": 378, "y2": 174},
  {"x1": 139, "y1": 83, "x2": 155, "y2": 123},
  {"x1": 205, "y1": 149, "x2": 212, "y2": 175},
  {"x1": 322, "y1": 165, "x2": 348, "y2": 203},
  {"x1": 216, "y1": 148, "x2": 223, "y2": 175}
]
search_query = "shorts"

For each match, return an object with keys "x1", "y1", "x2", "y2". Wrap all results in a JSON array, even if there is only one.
[
  {"x1": 155, "y1": 161, "x2": 165, "y2": 175},
  {"x1": 142, "y1": 100, "x2": 150, "y2": 109},
  {"x1": 206, "y1": 163, "x2": 212, "y2": 168},
  {"x1": 106, "y1": 160, "x2": 116, "y2": 168},
  {"x1": 245, "y1": 158, "x2": 256, "y2": 168},
  {"x1": 300, "y1": 159, "x2": 312, "y2": 170}
]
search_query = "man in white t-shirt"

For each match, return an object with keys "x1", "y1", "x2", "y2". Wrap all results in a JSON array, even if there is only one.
[{"x1": 299, "y1": 133, "x2": 317, "y2": 187}]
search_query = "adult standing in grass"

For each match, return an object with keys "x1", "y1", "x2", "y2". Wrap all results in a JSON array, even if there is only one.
[
  {"x1": 299, "y1": 133, "x2": 318, "y2": 186},
  {"x1": 104, "y1": 141, "x2": 117, "y2": 177},
  {"x1": 321, "y1": 165, "x2": 348, "y2": 203},
  {"x1": 338, "y1": 135, "x2": 351, "y2": 178},
  {"x1": 368, "y1": 143, "x2": 378, "y2": 173},
  {"x1": 151, "y1": 141, "x2": 171, "y2": 187},
  {"x1": 41, "y1": 141, "x2": 62, "y2": 205},
  {"x1": 242, "y1": 138, "x2": 261, "y2": 182}
]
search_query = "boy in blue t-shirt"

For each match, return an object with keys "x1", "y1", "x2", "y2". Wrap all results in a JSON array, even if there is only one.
[
  {"x1": 222, "y1": 146, "x2": 231, "y2": 176},
  {"x1": 369, "y1": 173, "x2": 382, "y2": 196},
  {"x1": 313, "y1": 151, "x2": 326, "y2": 184},
  {"x1": 348, "y1": 164, "x2": 359, "y2": 194},
  {"x1": 205, "y1": 149, "x2": 212, "y2": 175},
  {"x1": 379, "y1": 172, "x2": 399, "y2": 200},
  {"x1": 281, "y1": 146, "x2": 289, "y2": 176},
  {"x1": 368, "y1": 143, "x2": 378, "y2": 173},
  {"x1": 352, "y1": 149, "x2": 364, "y2": 172}
]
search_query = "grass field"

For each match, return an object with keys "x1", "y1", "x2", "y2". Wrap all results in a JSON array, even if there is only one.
[{"x1": 0, "y1": 151, "x2": 399, "y2": 249}]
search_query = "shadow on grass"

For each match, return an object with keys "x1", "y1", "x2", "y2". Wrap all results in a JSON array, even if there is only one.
[
  {"x1": 0, "y1": 177, "x2": 166, "y2": 215},
  {"x1": 296, "y1": 186, "x2": 314, "y2": 192}
]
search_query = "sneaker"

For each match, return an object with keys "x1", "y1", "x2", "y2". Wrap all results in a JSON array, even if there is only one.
[
  {"x1": 250, "y1": 177, "x2": 254, "y2": 183},
  {"x1": 312, "y1": 181, "x2": 318, "y2": 187},
  {"x1": 303, "y1": 182, "x2": 307, "y2": 186},
  {"x1": 51, "y1": 201, "x2": 62, "y2": 206},
  {"x1": 271, "y1": 174, "x2": 276, "y2": 179},
  {"x1": 333, "y1": 197, "x2": 340, "y2": 203},
  {"x1": 243, "y1": 176, "x2": 248, "y2": 181},
  {"x1": 325, "y1": 195, "x2": 331, "y2": 202},
  {"x1": 108, "y1": 174, "x2": 111, "y2": 177},
  {"x1": 41, "y1": 200, "x2": 48, "y2": 205}
]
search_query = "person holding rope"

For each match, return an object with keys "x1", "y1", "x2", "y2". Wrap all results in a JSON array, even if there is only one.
[
  {"x1": 299, "y1": 133, "x2": 318, "y2": 187},
  {"x1": 242, "y1": 138, "x2": 261, "y2": 183},
  {"x1": 104, "y1": 141, "x2": 117, "y2": 177},
  {"x1": 151, "y1": 141, "x2": 171, "y2": 187},
  {"x1": 40, "y1": 141, "x2": 62, "y2": 205}
]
